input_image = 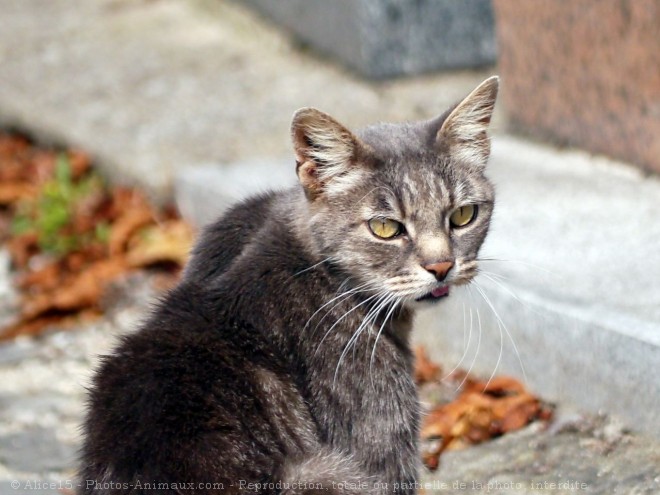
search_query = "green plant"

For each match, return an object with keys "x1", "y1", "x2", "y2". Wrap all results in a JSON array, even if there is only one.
[{"x1": 11, "y1": 154, "x2": 107, "y2": 256}]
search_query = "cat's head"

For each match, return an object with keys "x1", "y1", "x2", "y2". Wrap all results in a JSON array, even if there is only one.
[{"x1": 291, "y1": 77, "x2": 498, "y2": 308}]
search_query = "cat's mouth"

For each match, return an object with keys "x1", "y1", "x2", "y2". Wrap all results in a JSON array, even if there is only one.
[{"x1": 415, "y1": 285, "x2": 450, "y2": 302}]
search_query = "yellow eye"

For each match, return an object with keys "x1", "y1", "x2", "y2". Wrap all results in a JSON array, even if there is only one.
[
  {"x1": 449, "y1": 205, "x2": 477, "y2": 228},
  {"x1": 368, "y1": 218, "x2": 403, "y2": 239}
]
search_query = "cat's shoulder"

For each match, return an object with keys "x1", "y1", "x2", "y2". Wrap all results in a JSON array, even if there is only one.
[{"x1": 183, "y1": 190, "x2": 280, "y2": 284}]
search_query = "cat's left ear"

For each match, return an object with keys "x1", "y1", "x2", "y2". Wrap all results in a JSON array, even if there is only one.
[
  {"x1": 435, "y1": 76, "x2": 499, "y2": 167},
  {"x1": 291, "y1": 108, "x2": 367, "y2": 199}
]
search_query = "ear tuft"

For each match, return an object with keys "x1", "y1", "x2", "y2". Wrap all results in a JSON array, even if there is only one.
[
  {"x1": 291, "y1": 108, "x2": 364, "y2": 198},
  {"x1": 437, "y1": 76, "x2": 499, "y2": 167}
]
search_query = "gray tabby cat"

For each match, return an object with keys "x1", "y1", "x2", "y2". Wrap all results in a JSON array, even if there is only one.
[{"x1": 78, "y1": 76, "x2": 498, "y2": 495}]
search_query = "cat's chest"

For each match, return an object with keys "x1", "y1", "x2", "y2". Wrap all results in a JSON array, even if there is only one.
[
  {"x1": 304, "y1": 317, "x2": 419, "y2": 475},
  {"x1": 288, "y1": 287, "x2": 419, "y2": 483}
]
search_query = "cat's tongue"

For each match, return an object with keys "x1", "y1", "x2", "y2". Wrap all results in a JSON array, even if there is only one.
[{"x1": 431, "y1": 286, "x2": 449, "y2": 298}]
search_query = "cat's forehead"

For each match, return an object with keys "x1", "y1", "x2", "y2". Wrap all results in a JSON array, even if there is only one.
[
  {"x1": 357, "y1": 122, "x2": 454, "y2": 192},
  {"x1": 357, "y1": 121, "x2": 458, "y2": 180},
  {"x1": 355, "y1": 167, "x2": 453, "y2": 220},
  {"x1": 357, "y1": 121, "x2": 432, "y2": 158},
  {"x1": 351, "y1": 119, "x2": 493, "y2": 217}
]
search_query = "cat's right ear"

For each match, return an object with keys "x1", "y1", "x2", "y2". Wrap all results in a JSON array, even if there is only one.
[
  {"x1": 291, "y1": 108, "x2": 366, "y2": 200},
  {"x1": 435, "y1": 76, "x2": 499, "y2": 168}
]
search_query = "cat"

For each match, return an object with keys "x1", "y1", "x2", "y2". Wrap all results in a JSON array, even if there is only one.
[{"x1": 78, "y1": 76, "x2": 498, "y2": 495}]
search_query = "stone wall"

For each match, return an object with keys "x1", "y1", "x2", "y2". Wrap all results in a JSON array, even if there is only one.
[
  {"x1": 243, "y1": 0, "x2": 496, "y2": 79},
  {"x1": 494, "y1": 0, "x2": 660, "y2": 173}
]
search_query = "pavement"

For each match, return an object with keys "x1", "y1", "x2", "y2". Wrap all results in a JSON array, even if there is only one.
[{"x1": 0, "y1": 0, "x2": 659, "y2": 493}]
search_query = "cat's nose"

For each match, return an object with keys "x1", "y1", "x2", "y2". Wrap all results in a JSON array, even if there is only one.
[{"x1": 424, "y1": 261, "x2": 454, "y2": 281}]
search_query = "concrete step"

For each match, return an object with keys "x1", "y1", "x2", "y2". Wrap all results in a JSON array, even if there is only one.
[
  {"x1": 174, "y1": 136, "x2": 660, "y2": 437},
  {"x1": 416, "y1": 136, "x2": 660, "y2": 438}
]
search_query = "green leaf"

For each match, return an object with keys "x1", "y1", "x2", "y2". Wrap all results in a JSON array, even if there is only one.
[
  {"x1": 95, "y1": 222, "x2": 110, "y2": 245},
  {"x1": 10, "y1": 215, "x2": 34, "y2": 235},
  {"x1": 55, "y1": 154, "x2": 72, "y2": 186}
]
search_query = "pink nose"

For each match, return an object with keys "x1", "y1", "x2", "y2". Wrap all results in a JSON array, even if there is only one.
[{"x1": 423, "y1": 261, "x2": 454, "y2": 281}]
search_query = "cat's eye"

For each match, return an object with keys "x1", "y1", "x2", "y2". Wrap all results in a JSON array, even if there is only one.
[
  {"x1": 449, "y1": 205, "x2": 477, "y2": 228},
  {"x1": 368, "y1": 218, "x2": 403, "y2": 239}
]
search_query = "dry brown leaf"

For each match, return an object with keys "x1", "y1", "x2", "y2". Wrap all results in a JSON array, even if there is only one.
[
  {"x1": 0, "y1": 131, "x2": 193, "y2": 341},
  {"x1": 421, "y1": 405, "x2": 462, "y2": 441},
  {"x1": 444, "y1": 436, "x2": 471, "y2": 452},
  {"x1": 21, "y1": 257, "x2": 128, "y2": 320},
  {"x1": 6, "y1": 232, "x2": 39, "y2": 269},
  {"x1": 0, "y1": 134, "x2": 29, "y2": 157},
  {"x1": 66, "y1": 149, "x2": 91, "y2": 178},
  {"x1": 470, "y1": 375, "x2": 527, "y2": 396},
  {"x1": 108, "y1": 204, "x2": 154, "y2": 256},
  {"x1": 17, "y1": 262, "x2": 61, "y2": 291},
  {"x1": 493, "y1": 393, "x2": 540, "y2": 431},
  {"x1": 414, "y1": 346, "x2": 441, "y2": 385},
  {"x1": 0, "y1": 308, "x2": 100, "y2": 341},
  {"x1": 125, "y1": 220, "x2": 194, "y2": 268},
  {"x1": 0, "y1": 181, "x2": 36, "y2": 205},
  {"x1": 419, "y1": 362, "x2": 551, "y2": 471}
]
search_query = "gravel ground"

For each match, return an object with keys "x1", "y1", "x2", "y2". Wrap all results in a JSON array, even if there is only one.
[{"x1": 0, "y1": 251, "x2": 159, "y2": 495}]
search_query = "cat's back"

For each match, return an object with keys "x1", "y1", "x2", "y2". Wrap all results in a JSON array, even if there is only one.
[
  {"x1": 79, "y1": 191, "x2": 322, "y2": 493},
  {"x1": 183, "y1": 190, "x2": 278, "y2": 284},
  {"x1": 79, "y1": 282, "x2": 277, "y2": 491}
]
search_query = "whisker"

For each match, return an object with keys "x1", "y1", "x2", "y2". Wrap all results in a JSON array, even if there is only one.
[
  {"x1": 334, "y1": 291, "x2": 393, "y2": 386},
  {"x1": 479, "y1": 272, "x2": 523, "y2": 304},
  {"x1": 336, "y1": 295, "x2": 388, "y2": 377},
  {"x1": 347, "y1": 293, "x2": 389, "y2": 363},
  {"x1": 352, "y1": 185, "x2": 398, "y2": 210},
  {"x1": 478, "y1": 272, "x2": 546, "y2": 320},
  {"x1": 473, "y1": 281, "x2": 528, "y2": 385},
  {"x1": 336, "y1": 276, "x2": 353, "y2": 294},
  {"x1": 482, "y1": 298, "x2": 504, "y2": 391},
  {"x1": 304, "y1": 280, "x2": 376, "y2": 334},
  {"x1": 292, "y1": 256, "x2": 334, "y2": 277},
  {"x1": 304, "y1": 287, "x2": 357, "y2": 333},
  {"x1": 462, "y1": 302, "x2": 467, "y2": 349},
  {"x1": 478, "y1": 269, "x2": 510, "y2": 282},
  {"x1": 443, "y1": 303, "x2": 473, "y2": 380},
  {"x1": 367, "y1": 295, "x2": 401, "y2": 387},
  {"x1": 350, "y1": 291, "x2": 395, "y2": 388},
  {"x1": 478, "y1": 256, "x2": 554, "y2": 276},
  {"x1": 370, "y1": 296, "x2": 399, "y2": 365},
  {"x1": 315, "y1": 288, "x2": 385, "y2": 357},
  {"x1": 457, "y1": 305, "x2": 482, "y2": 391}
]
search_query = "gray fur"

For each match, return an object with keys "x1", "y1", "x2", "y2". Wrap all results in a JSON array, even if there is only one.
[{"x1": 78, "y1": 77, "x2": 498, "y2": 494}]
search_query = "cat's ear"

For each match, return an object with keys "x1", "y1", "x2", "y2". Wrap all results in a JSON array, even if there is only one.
[
  {"x1": 435, "y1": 76, "x2": 499, "y2": 167},
  {"x1": 291, "y1": 108, "x2": 366, "y2": 199}
]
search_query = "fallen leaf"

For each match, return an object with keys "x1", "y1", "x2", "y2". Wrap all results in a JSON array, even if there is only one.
[
  {"x1": 471, "y1": 375, "x2": 527, "y2": 396},
  {"x1": 17, "y1": 261, "x2": 61, "y2": 292},
  {"x1": 108, "y1": 201, "x2": 154, "y2": 256},
  {"x1": 126, "y1": 220, "x2": 194, "y2": 268},
  {"x1": 0, "y1": 308, "x2": 100, "y2": 341},
  {"x1": 418, "y1": 354, "x2": 552, "y2": 471},
  {"x1": 66, "y1": 149, "x2": 92, "y2": 178},
  {"x1": 0, "y1": 182, "x2": 36, "y2": 205},
  {"x1": 6, "y1": 232, "x2": 39, "y2": 269},
  {"x1": 0, "y1": 131, "x2": 193, "y2": 340},
  {"x1": 21, "y1": 257, "x2": 128, "y2": 320},
  {"x1": 414, "y1": 346, "x2": 441, "y2": 385}
]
